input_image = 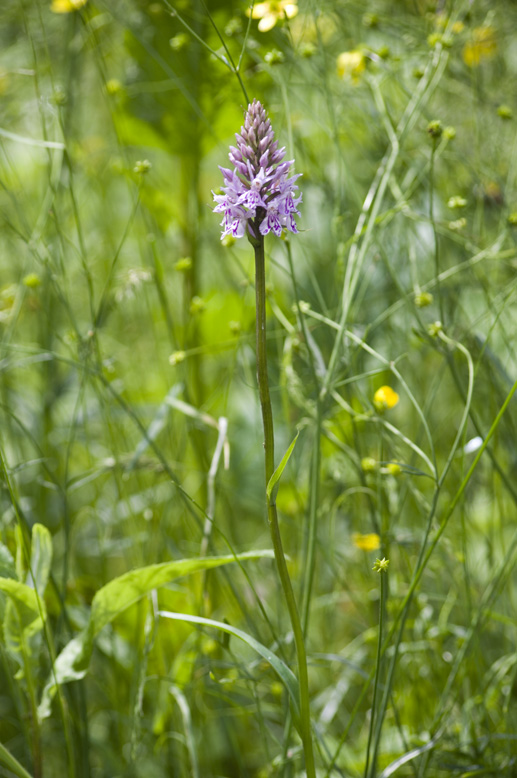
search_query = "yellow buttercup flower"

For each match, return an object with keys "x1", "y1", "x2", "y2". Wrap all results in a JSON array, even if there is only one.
[
  {"x1": 352, "y1": 533, "x2": 381, "y2": 552},
  {"x1": 373, "y1": 386, "x2": 399, "y2": 412},
  {"x1": 337, "y1": 50, "x2": 366, "y2": 83},
  {"x1": 247, "y1": 1, "x2": 298, "y2": 33},
  {"x1": 51, "y1": 0, "x2": 88, "y2": 11},
  {"x1": 462, "y1": 26, "x2": 497, "y2": 67}
]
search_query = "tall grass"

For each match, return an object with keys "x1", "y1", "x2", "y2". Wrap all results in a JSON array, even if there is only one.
[{"x1": 1, "y1": 0, "x2": 517, "y2": 776}]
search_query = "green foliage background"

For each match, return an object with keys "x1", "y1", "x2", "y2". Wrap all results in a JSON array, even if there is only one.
[{"x1": 1, "y1": 0, "x2": 517, "y2": 776}]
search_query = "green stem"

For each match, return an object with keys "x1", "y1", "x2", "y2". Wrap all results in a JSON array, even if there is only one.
[
  {"x1": 252, "y1": 234, "x2": 316, "y2": 778},
  {"x1": 364, "y1": 569, "x2": 387, "y2": 778},
  {"x1": 429, "y1": 140, "x2": 444, "y2": 324}
]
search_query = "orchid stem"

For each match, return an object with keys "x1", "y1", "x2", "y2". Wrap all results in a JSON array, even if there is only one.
[{"x1": 252, "y1": 233, "x2": 316, "y2": 778}]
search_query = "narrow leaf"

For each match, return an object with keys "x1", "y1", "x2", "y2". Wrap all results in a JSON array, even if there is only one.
[
  {"x1": 0, "y1": 741, "x2": 33, "y2": 778},
  {"x1": 160, "y1": 610, "x2": 301, "y2": 723},
  {"x1": 27, "y1": 524, "x2": 52, "y2": 594},
  {"x1": 266, "y1": 432, "x2": 299, "y2": 504}
]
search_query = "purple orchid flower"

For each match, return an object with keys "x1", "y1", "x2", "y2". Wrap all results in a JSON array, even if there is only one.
[{"x1": 213, "y1": 99, "x2": 302, "y2": 240}]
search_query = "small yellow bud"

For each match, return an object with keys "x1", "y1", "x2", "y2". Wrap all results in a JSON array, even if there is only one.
[
  {"x1": 265, "y1": 49, "x2": 285, "y2": 66},
  {"x1": 174, "y1": 257, "x2": 192, "y2": 272},
  {"x1": 169, "y1": 33, "x2": 189, "y2": 51},
  {"x1": 190, "y1": 296, "x2": 205, "y2": 315},
  {"x1": 385, "y1": 463, "x2": 401, "y2": 476},
  {"x1": 415, "y1": 291, "x2": 433, "y2": 308},
  {"x1": 373, "y1": 385, "x2": 399, "y2": 412},
  {"x1": 169, "y1": 351, "x2": 186, "y2": 366},
  {"x1": 447, "y1": 195, "x2": 467, "y2": 209},
  {"x1": 362, "y1": 12, "x2": 379, "y2": 28},
  {"x1": 427, "y1": 33, "x2": 442, "y2": 48},
  {"x1": 427, "y1": 120, "x2": 443, "y2": 140},
  {"x1": 23, "y1": 273, "x2": 41, "y2": 289},
  {"x1": 497, "y1": 104, "x2": 513, "y2": 120},
  {"x1": 299, "y1": 42, "x2": 316, "y2": 58},
  {"x1": 361, "y1": 457, "x2": 378, "y2": 473},
  {"x1": 134, "y1": 160, "x2": 151, "y2": 175},
  {"x1": 449, "y1": 218, "x2": 467, "y2": 231},
  {"x1": 106, "y1": 79, "x2": 122, "y2": 95},
  {"x1": 428, "y1": 321, "x2": 443, "y2": 338}
]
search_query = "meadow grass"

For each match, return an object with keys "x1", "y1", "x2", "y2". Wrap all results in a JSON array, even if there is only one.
[{"x1": 1, "y1": 0, "x2": 517, "y2": 776}]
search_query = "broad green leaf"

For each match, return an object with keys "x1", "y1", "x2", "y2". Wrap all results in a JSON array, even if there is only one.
[
  {"x1": 89, "y1": 550, "x2": 273, "y2": 638},
  {"x1": 0, "y1": 578, "x2": 46, "y2": 671},
  {"x1": 27, "y1": 524, "x2": 52, "y2": 594},
  {"x1": 39, "y1": 550, "x2": 274, "y2": 720},
  {"x1": 160, "y1": 611, "x2": 301, "y2": 725},
  {"x1": 266, "y1": 432, "x2": 300, "y2": 505},
  {"x1": 0, "y1": 579, "x2": 45, "y2": 634}
]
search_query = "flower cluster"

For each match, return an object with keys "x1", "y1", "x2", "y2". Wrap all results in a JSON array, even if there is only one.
[{"x1": 213, "y1": 99, "x2": 302, "y2": 241}]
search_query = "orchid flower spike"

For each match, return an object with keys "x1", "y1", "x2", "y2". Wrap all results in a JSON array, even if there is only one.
[{"x1": 213, "y1": 99, "x2": 302, "y2": 241}]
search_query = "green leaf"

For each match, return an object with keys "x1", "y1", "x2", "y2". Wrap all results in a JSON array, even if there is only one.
[
  {"x1": 266, "y1": 432, "x2": 300, "y2": 505},
  {"x1": 0, "y1": 740, "x2": 33, "y2": 778},
  {"x1": 0, "y1": 578, "x2": 46, "y2": 670},
  {"x1": 0, "y1": 579, "x2": 45, "y2": 634},
  {"x1": 88, "y1": 550, "x2": 273, "y2": 638},
  {"x1": 27, "y1": 524, "x2": 52, "y2": 594},
  {"x1": 38, "y1": 550, "x2": 274, "y2": 720},
  {"x1": 0, "y1": 543, "x2": 16, "y2": 580},
  {"x1": 160, "y1": 611, "x2": 301, "y2": 724}
]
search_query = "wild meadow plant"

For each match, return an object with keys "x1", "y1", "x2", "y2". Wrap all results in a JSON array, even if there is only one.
[{"x1": 2, "y1": 1, "x2": 517, "y2": 777}]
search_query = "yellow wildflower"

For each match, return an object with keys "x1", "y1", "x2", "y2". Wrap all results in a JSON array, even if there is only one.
[
  {"x1": 352, "y1": 533, "x2": 381, "y2": 552},
  {"x1": 462, "y1": 26, "x2": 497, "y2": 67},
  {"x1": 51, "y1": 0, "x2": 88, "y2": 12},
  {"x1": 373, "y1": 386, "x2": 399, "y2": 412},
  {"x1": 337, "y1": 50, "x2": 365, "y2": 83},
  {"x1": 247, "y1": 1, "x2": 298, "y2": 33}
]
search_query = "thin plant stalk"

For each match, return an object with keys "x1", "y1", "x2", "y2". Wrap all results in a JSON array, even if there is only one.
[
  {"x1": 364, "y1": 566, "x2": 387, "y2": 778},
  {"x1": 251, "y1": 233, "x2": 316, "y2": 778}
]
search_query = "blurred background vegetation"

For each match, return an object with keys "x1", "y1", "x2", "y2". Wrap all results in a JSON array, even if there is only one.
[{"x1": 1, "y1": 0, "x2": 517, "y2": 776}]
